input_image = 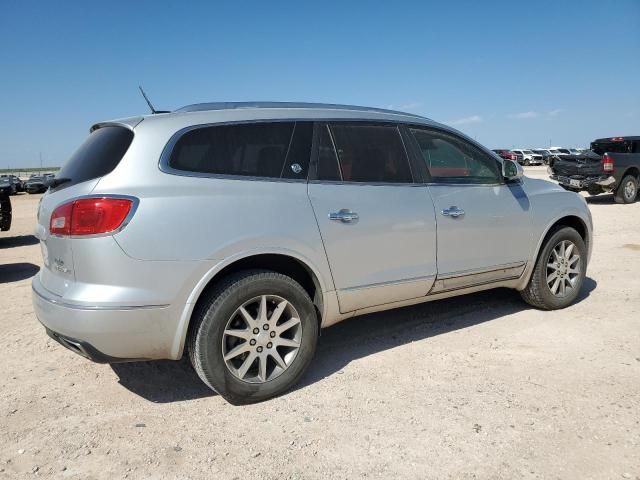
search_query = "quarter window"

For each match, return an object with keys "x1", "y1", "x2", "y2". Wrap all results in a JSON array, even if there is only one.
[
  {"x1": 329, "y1": 124, "x2": 413, "y2": 183},
  {"x1": 169, "y1": 122, "x2": 312, "y2": 179},
  {"x1": 409, "y1": 128, "x2": 502, "y2": 184}
]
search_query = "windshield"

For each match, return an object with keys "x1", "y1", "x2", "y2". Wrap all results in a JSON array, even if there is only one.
[{"x1": 522, "y1": 150, "x2": 534, "y2": 154}]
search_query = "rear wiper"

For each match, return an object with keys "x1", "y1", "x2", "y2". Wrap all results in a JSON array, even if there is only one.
[{"x1": 47, "y1": 177, "x2": 71, "y2": 188}]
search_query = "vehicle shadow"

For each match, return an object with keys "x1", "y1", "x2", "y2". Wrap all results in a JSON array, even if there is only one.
[
  {"x1": 111, "y1": 356, "x2": 216, "y2": 403},
  {"x1": 0, "y1": 262, "x2": 40, "y2": 284},
  {"x1": 0, "y1": 235, "x2": 39, "y2": 249},
  {"x1": 111, "y1": 278, "x2": 596, "y2": 403},
  {"x1": 585, "y1": 194, "x2": 615, "y2": 204}
]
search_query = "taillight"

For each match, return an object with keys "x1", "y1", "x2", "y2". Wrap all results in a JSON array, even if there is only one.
[
  {"x1": 50, "y1": 197, "x2": 134, "y2": 236},
  {"x1": 602, "y1": 153, "x2": 614, "y2": 173}
]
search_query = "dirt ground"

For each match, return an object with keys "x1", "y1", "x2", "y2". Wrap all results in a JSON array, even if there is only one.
[{"x1": 1, "y1": 167, "x2": 639, "y2": 479}]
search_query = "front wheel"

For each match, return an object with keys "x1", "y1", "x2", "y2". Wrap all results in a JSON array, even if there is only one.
[
  {"x1": 520, "y1": 226, "x2": 586, "y2": 310},
  {"x1": 614, "y1": 175, "x2": 638, "y2": 204},
  {"x1": 188, "y1": 270, "x2": 318, "y2": 404}
]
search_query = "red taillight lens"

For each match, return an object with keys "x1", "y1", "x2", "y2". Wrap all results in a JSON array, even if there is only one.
[
  {"x1": 602, "y1": 153, "x2": 614, "y2": 173},
  {"x1": 50, "y1": 198, "x2": 134, "y2": 236}
]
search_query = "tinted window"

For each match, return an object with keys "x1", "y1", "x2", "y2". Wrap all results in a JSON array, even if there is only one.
[
  {"x1": 169, "y1": 122, "x2": 295, "y2": 178},
  {"x1": 316, "y1": 125, "x2": 341, "y2": 181},
  {"x1": 591, "y1": 141, "x2": 632, "y2": 155},
  {"x1": 329, "y1": 124, "x2": 412, "y2": 183},
  {"x1": 410, "y1": 128, "x2": 502, "y2": 184},
  {"x1": 55, "y1": 126, "x2": 134, "y2": 191},
  {"x1": 281, "y1": 122, "x2": 313, "y2": 179}
]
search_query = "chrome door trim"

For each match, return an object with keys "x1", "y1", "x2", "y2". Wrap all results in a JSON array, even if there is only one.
[
  {"x1": 340, "y1": 274, "x2": 436, "y2": 292},
  {"x1": 429, "y1": 262, "x2": 526, "y2": 294},
  {"x1": 337, "y1": 275, "x2": 436, "y2": 313}
]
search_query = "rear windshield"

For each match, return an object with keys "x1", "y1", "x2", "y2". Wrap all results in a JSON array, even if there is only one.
[
  {"x1": 53, "y1": 126, "x2": 134, "y2": 191},
  {"x1": 590, "y1": 141, "x2": 632, "y2": 155}
]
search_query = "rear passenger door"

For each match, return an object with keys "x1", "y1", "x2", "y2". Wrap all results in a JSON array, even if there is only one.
[{"x1": 308, "y1": 122, "x2": 437, "y2": 313}]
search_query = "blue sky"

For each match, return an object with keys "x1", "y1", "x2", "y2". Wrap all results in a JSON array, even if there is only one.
[{"x1": 1, "y1": 1, "x2": 639, "y2": 168}]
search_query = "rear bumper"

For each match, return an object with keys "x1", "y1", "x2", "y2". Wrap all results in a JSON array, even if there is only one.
[
  {"x1": 551, "y1": 174, "x2": 616, "y2": 190},
  {"x1": 32, "y1": 276, "x2": 180, "y2": 362}
]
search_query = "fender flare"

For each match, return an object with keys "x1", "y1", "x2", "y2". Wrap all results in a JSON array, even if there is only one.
[
  {"x1": 516, "y1": 208, "x2": 591, "y2": 290},
  {"x1": 169, "y1": 247, "x2": 331, "y2": 358}
]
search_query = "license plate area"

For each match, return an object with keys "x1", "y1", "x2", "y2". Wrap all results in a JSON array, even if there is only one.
[{"x1": 569, "y1": 179, "x2": 581, "y2": 187}]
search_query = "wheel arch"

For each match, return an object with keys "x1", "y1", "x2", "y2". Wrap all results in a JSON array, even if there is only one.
[
  {"x1": 517, "y1": 213, "x2": 590, "y2": 290},
  {"x1": 172, "y1": 250, "x2": 327, "y2": 359},
  {"x1": 621, "y1": 166, "x2": 639, "y2": 181}
]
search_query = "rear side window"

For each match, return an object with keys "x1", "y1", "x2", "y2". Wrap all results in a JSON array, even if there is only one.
[
  {"x1": 328, "y1": 124, "x2": 413, "y2": 183},
  {"x1": 169, "y1": 122, "x2": 313, "y2": 179},
  {"x1": 55, "y1": 126, "x2": 134, "y2": 191}
]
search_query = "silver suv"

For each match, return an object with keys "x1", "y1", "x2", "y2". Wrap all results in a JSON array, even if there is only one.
[{"x1": 33, "y1": 102, "x2": 592, "y2": 403}]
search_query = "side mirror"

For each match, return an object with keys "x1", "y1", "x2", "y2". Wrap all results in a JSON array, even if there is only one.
[{"x1": 502, "y1": 159, "x2": 523, "y2": 181}]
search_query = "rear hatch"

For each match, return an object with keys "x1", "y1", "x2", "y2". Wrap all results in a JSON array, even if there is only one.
[
  {"x1": 36, "y1": 125, "x2": 135, "y2": 297},
  {"x1": 551, "y1": 152, "x2": 602, "y2": 177}
]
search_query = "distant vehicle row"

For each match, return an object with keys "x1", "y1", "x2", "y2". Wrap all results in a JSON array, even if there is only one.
[
  {"x1": 492, "y1": 148, "x2": 586, "y2": 166},
  {"x1": 0, "y1": 173, "x2": 54, "y2": 195}
]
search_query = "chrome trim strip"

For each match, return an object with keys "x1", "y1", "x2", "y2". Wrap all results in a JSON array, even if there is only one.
[
  {"x1": 430, "y1": 262, "x2": 526, "y2": 294},
  {"x1": 32, "y1": 285, "x2": 169, "y2": 311},
  {"x1": 340, "y1": 274, "x2": 436, "y2": 292},
  {"x1": 437, "y1": 262, "x2": 526, "y2": 280}
]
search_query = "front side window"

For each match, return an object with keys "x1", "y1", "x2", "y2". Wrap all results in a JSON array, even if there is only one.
[
  {"x1": 410, "y1": 128, "x2": 502, "y2": 184},
  {"x1": 328, "y1": 124, "x2": 413, "y2": 183},
  {"x1": 169, "y1": 122, "x2": 310, "y2": 178}
]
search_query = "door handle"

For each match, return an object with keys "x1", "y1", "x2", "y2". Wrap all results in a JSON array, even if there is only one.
[
  {"x1": 329, "y1": 209, "x2": 359, "y2": 223},
  {"x1": 441, "y1": 206, "x2": 465, "y2": 218}
]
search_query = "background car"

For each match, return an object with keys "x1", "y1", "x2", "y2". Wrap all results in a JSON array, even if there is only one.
[
  {"x1": 0, "y1": 176, "x2": 17, "y2": 195},
  {"x1": 549, "y1": 147, "x2": 571, "y2": 157},
  {"x1": 511, "y1": 149, "x2": 543, "y2": 165},
  {"x1": 25, "y1": 175, "x2": 48, "y2": 194},
  {"x1": 0, "y1": 175, "x2": 25, "y2": 194},
  {"x1": 492, "y1": 149, "x2": 523, "y2": 163},
  {"x1": 531, "y1": 149, "x2": 554, "y2": 165}
]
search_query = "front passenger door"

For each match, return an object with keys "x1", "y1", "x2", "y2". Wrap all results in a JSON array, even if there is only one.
[{"x1": 408, "y1": 127, "x2": 532, "y2": 290}]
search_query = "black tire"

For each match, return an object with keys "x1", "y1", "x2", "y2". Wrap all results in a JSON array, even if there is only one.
[
  {"x1": 524, "y1": 159, "x2": 530, "y2": 166},
  {"x1": 614, "y1": 175, "x2": 638, "y2": 204},
  {"x1": 188, "y1": 270, "x2": 318, "y2": 404},
  {"x1": 520, "y1": 226, "x2": 587, "y2": 310}
]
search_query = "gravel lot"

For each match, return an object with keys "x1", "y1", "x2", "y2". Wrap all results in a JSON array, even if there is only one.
[{"x1": 1, "y1": 167, "x2": 639, "y2": 479}]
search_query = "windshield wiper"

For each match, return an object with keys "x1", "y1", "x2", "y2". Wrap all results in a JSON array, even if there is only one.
[{"x1": 47, "y1": 177, "x2": 71, "y2": 188}]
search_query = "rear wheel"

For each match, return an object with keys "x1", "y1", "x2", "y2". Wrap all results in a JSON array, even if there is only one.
[
  {"x1": 188, "y1": 270, "x2": 318, "y2": 404},
  {"x1": 614, "y1": 175, "x2": 638, "y2": 204},
  {"x1": 521, "y1": 226, "x2": 586, "y2": 310}
]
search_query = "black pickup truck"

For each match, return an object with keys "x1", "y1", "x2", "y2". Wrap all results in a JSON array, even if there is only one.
[{"x1": 549, "y1": 136, "x2": 640, "y2": 204}]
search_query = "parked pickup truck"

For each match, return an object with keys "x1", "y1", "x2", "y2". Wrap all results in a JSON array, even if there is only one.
[{"x1": 549, "y1": 136, "x2": 640, "y2": 204}]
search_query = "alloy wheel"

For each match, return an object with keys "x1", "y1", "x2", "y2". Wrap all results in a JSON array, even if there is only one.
[
  {"x1": 546, "y1": 240, "x2": 581, "y2": 298},
  {"x1": 221, "y1": 295, "x2": 302, "y2": 383},
  {"x1": 624, "y1": 180, "x2": 636, "y2": 201}
]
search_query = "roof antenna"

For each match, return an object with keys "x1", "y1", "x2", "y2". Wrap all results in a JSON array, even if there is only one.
[{"x1": 138, "y1": 86, "x2": 169, "y2": 114}]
